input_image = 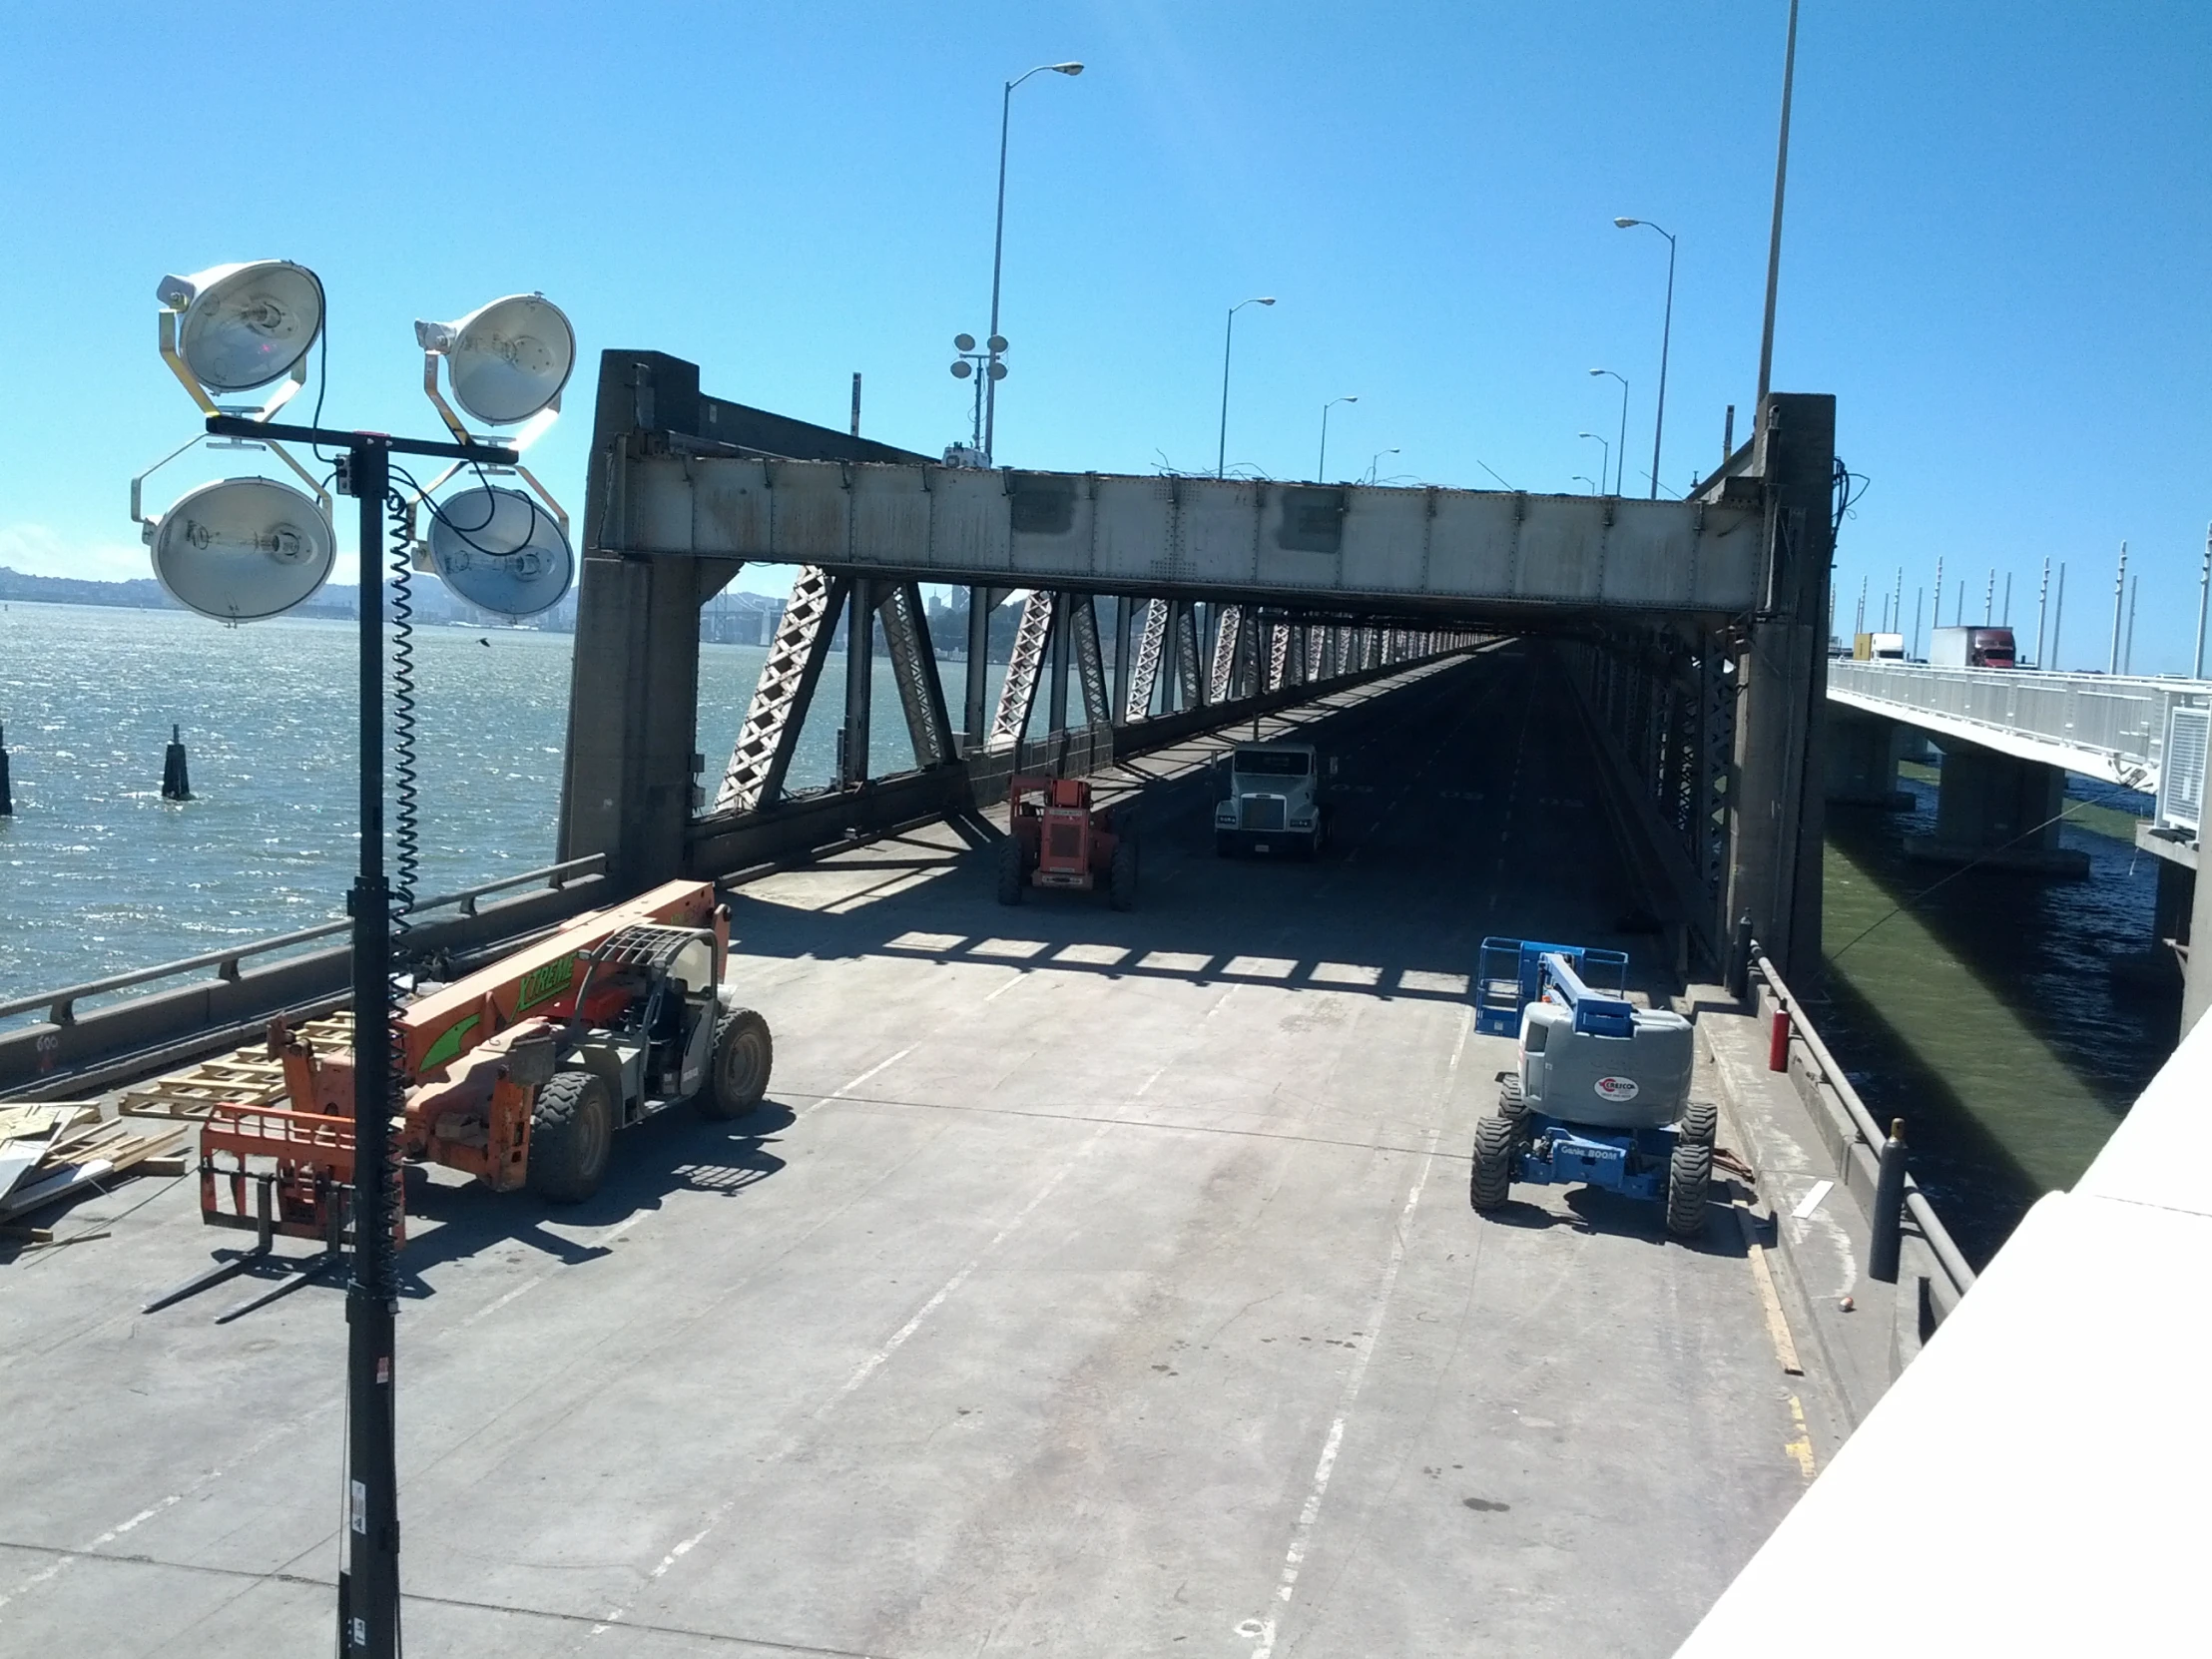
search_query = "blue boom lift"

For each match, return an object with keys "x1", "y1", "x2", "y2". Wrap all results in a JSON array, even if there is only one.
[{"x1": 1468, "y1": 938, "x2": 1714, "y2": 1240}]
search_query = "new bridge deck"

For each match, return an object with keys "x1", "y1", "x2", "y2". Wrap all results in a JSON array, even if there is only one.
[{"x1": 0, "y1": 650, "x2": 1819, "y2": 1658}]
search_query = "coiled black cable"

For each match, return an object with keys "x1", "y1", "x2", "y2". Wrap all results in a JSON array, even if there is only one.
[{"x1": 381, "y1": 486, "x2": 417, "y2": 1297}]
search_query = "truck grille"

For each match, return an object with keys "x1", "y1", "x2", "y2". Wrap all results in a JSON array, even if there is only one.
[
  {"x1": 1240, "y1": 796, "x2": 1287, "y2": 831},
  {"x1": 1046, "y1": 823, "x2": 1083, "y2": 859}
]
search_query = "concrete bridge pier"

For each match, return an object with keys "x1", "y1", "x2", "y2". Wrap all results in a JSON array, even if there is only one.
[
  {"x1": 1824, "y1": 710, "x2": 1911, "y2": 808},
  {"x1": 1905, "y1": 741, "x2": 2090, "y2": 875}
]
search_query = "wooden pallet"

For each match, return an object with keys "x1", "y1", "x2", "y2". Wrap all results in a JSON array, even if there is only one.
[
  {"x1": 0, "y1": 1120, "x2": 192, "y2": 1223},
  {"x1": 116, "y1": 1013, "x2": 356, "y2": 1121}
]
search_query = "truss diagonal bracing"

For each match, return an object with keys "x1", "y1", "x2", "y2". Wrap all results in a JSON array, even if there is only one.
[
  {"x1": 715, "y1": 565, "x2": 847, "y2": 814},
  {"x1": 991, "y1": 590, "x2": 1056, "y2": 750},
  {"x1": 878, "y1": 582, "x2": 955, "y2": 770}
]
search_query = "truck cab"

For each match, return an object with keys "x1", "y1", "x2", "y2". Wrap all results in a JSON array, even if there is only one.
[{"x1": 1215, "y1": 742, "x2": 1331, "y2": 857}]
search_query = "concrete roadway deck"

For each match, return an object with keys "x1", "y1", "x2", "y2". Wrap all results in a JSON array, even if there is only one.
[{"x1": 0, "y1": 647, "x2": 1817, "y2": 1657}]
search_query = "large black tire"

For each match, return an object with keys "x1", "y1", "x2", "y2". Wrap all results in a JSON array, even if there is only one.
[
  {"x1": 996, "y1": 835, "x2": 1025, "y2": 905},
  {"x1": 1108, "y1": 836, "x2": 1138, "y2": 911},
  {"x1": 1470, "y1": 1116, "x2": 1516, "y2": 1212},
  {"x1": 1665, "y1": 1140, "x2": 1712, "y2": 1240},
  {"x1": 1496, "y1": 1074, "x2": 1527, "y2": 1136},
  {"x1": 701, "y1": 1007, "x2": 774, "y2": 1120},
  {"x1": 528, "y1": 1068, "x2": 613, "y2": 1204},
  {"x1": 1681, "y1": 1099, "x2": 1718, "y2": 1147}
]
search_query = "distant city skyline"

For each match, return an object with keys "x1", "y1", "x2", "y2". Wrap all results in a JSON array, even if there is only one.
[{"x1": 0, "y1": 3, "x2": 2205, "y2": 671}]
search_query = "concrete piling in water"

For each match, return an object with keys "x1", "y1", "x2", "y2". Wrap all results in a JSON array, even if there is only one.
[
  {"x1": 0, "y1": 722, "x2": 12, "y2": 816},
  {"x1": 161, "y1": 724, "x2": 192, "y2": 802}
]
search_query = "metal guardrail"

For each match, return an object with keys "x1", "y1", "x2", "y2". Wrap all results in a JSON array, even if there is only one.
[
  {"x1": 0, "y1": 854, "x2": 606, "y2": 1029},
  {"x1": 1749, "y1": 945, "x2": 1977, "y2": 1303},
  {"x1": 1828, "y1": 659, "x2": 2210, "y2": 794}
]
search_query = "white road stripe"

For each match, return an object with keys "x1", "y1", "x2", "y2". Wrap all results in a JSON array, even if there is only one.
[
  {"x1": 587, "y1": 1120, "x2": 1110, "y2": 1641},
  {"x1": 1249, "y1": 1017, "x2": 1460, "y2": 1659}
]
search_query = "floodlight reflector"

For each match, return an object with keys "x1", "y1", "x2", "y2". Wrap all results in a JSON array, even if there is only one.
[
  {"x1": 427, "y1": 486, "x2": 574, "y2": 616},
  {"x1": 156, "y1": 262, "x2": 325, "y2": 391},
  {"x1": 151, "y1": 477, "x2": 336, "y2": 622},
  {"x1": 420, "y1": 293, "x2": 576, "y2": 425}
]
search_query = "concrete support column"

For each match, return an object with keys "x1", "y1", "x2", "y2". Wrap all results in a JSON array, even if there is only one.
[
  {"x1": 1723, "y1": 392, "x2": 1835, "y2": 987},
  {"x1": 1824, "y1": 712, "x2": 1908, "y2": 808},
  {"x1": 1904, "y1": 743, "x2": 2087, "y2": 874}
]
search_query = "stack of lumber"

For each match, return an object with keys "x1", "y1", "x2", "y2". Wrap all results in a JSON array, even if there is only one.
[
  {"x1": 117, "y1": 1011, "x2": 353, "y2": 1121},
  {"x1": 0, "y1": 1105, "x2": 190, "y2": 1227}
]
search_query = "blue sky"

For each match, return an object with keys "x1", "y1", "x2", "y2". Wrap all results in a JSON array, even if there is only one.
[{"x1": 1, "y1": 2, "x2": 2206, "y2": 669}]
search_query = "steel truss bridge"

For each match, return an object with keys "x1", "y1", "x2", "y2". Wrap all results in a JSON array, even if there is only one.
[{"x1": 558, "y1": 351, "x2": 1840, "y2": 987}]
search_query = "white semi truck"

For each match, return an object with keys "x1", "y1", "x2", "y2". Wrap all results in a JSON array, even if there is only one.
[{"x1": 1215, "y1": 741, "x2": 1332, "y2": 857}]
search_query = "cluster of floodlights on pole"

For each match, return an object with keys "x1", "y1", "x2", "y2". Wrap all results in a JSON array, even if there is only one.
[{"x1": 131, "y1": 258, "x2": 576, "y2": 1659}]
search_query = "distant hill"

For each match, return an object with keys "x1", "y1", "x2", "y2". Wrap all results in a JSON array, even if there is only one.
[{"x1": 0, "y1": 565, "x2": 358, "y2": 618}]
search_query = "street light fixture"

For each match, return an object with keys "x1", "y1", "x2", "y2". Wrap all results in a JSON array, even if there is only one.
[
  {"x1": 1366, "y1": 447, "x2": 1400, "y2": 484},
  {"x1": 1572, "y1": 474, "x2": 1601, "y2": 495},
  {"x1": 1587, "y1": 367, "x2": 1628, "y2": 495},
  {"x1": 1217, "y1": 295, "x2": 1276, "y2": 479},
  {"x1": 1577, "y1": 431, "x2": 1609, "y2": 499},
  {"x1": 1318, "y1": 394, "x2": 1357, "y2": 480},
  {"x1": 983, "y1": 60, "x2": 1083, "y2": 463},
  {"x1": 1614, "y1": 218, "x2": 1677, "y2": 498}
]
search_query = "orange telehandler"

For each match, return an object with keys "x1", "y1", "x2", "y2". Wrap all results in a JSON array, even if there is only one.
[{"x1": 193, "y1": 879, "x2": 773, "y2": 1254}]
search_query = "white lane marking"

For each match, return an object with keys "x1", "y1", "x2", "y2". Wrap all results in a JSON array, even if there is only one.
[
  {"x1": 0, "y1": 1492, "x2": 182, "y2": 1615},
  {"x1": 586, "y1": 1121, "x2": 1110, "y2": 1639},
  {"x1": 1250, "y1": 1128, "x2": 1441, "y2": 1659},
  {"x1": 1133, "y1": 1065, "x2": 1168, "y2": 1098},
  {"x1": 816, "y1": 1044, "x2": 916, "y2": 1111},
  {"x1": 456, "y1": 1208, "x2": 655, "y2": 1332},
  {"x1": 983, "y1": 973, "x2": 1024, "y2": 1002}
]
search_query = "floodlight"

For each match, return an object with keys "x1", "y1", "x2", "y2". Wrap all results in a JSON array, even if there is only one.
[
  {"x1": 416, "y1": 292, "x2": 575, "y2": 426},
  {"x1": 986, "y1": 333, "x2": 1009, "y2": 352},
  {"x1": 150, "y1": 477, "x2": 336, "y2": 622},
  {"x1": 955, "y1": 332, "x2": 977, "y2": 351},
  {"x1": 426, "y1": 485, "x2": 574, "y2": 617},
  {"x1": 986, "y1": 361, "x2": 1008, "y2": 381},
  {"x1": 951, "y1": 359, "x2": 974, "y2": 379},
  {"x1": 157, "y1": 262, "x2": 325, "y2": 392}
]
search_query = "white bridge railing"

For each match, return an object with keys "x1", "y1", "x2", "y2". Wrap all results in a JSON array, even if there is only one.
[{"x1": 1828, "y1": 660, "x2": 2210, "y2": 808}]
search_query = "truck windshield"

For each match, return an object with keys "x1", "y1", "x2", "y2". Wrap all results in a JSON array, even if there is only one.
[{"x1": 1234, "y1": 752, "x2": 1311, "y2": 777}]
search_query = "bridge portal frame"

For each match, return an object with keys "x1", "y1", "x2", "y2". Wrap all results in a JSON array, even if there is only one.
[{"x1": 558, "y1": 351, "x2": 1834, "y2": 987}]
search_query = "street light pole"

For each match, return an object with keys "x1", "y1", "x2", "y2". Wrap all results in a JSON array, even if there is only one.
[
  {"x1": 1615, "y1": 218, "x2": 1677, "y2": 497},
  {"x1": 1218, "y1": 295, "x2": 1276, "y2": 479},
  {"x1": 1588, "y1": 368, "x2": 1628, "y2": 494},
  {"x1": 1578, "y1": 431, "x2": 1609, "y2": 498},
  {"x1": 1367, "y1": 447, "x2": 1399, "y2": 484},
  {"x1": 983, "y1": 60, "x2": 1082, "y2": 465},
  {"x1": 1318, "y1": 394, "x2": 1357, "y2": 480},
  {"x1": 1757, "y1": 0, "x2": 1801, "y2": 407}
]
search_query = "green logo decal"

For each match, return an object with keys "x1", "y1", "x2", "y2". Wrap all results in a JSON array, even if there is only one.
[
  {"x1": 420, "y1": 1014, "x2": 480, "y2": 1074},
  {"x1": 516, "y1": 953, "x2": 577, "y2": 1014}
]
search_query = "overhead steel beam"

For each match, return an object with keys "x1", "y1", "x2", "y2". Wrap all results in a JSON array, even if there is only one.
[{"x1": 610, "y1": 457, "x2": 1763, "y2": 616}]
